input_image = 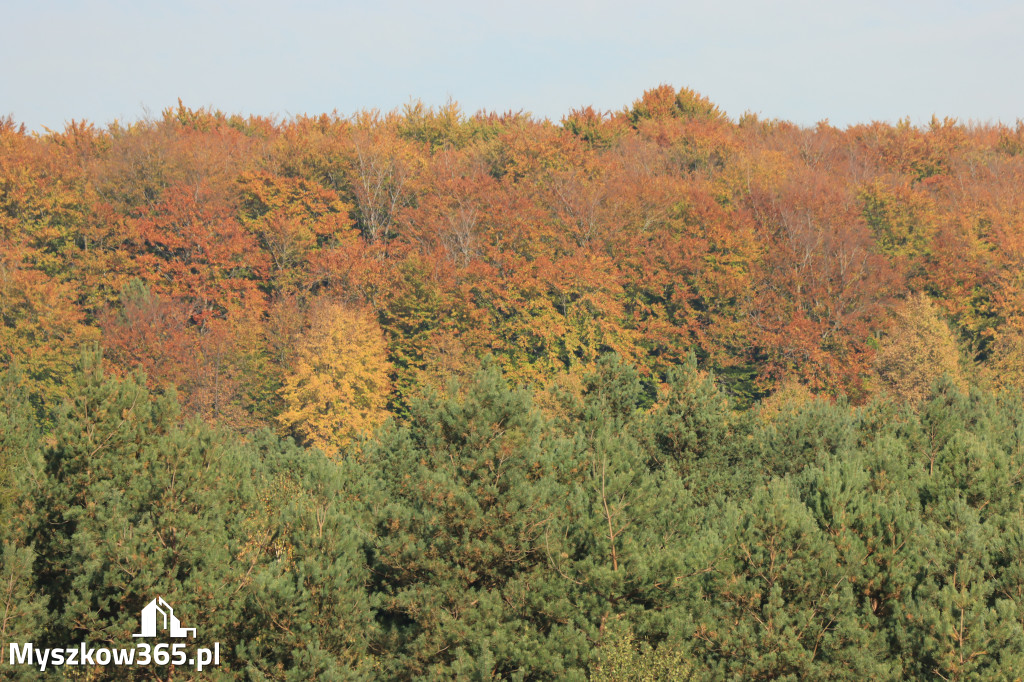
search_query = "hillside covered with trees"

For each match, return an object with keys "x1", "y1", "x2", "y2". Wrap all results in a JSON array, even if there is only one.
[{"x1": 3, "y1": 86, "x2": 1024, "y2": 679}]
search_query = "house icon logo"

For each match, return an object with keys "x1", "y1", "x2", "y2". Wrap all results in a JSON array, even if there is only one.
[{"x1": 132, "y1": 597, "x2": 196, "y2": 638}]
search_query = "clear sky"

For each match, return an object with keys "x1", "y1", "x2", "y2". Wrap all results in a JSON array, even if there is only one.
[{"x1": 3, "y1": 0, "x2": 1022, "y2": 133}]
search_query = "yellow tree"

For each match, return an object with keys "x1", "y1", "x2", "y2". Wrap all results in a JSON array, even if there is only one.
[
  {"x1": 982, "y1": 316, "x2": 1024, "y2": 392},
  {"x1": 277, "y1": 303, "x2": 391, "y2": 456},
  {"x1": 874, "y1": 293, "x2": 966, "y2": 403},
  {"x1": 0, "y1": 247, "x2": 98, "y2": 412}
]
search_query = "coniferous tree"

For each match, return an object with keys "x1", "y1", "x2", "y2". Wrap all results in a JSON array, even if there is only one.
[
  {"x1": 0, "y1": 367, "x2": 49, "y2": 674},
  {"x1": 32, "y1": 352, "x2": 374, "y2": 679},
  {"x1": 369, "y1": 362, "x2": 583, "y2": 680},
  {"x1": 549, "y1": 357, "x2": 708, "y2": 665},
  {"x1": 643, "y1": 355, "x2": 751, "y2": 500},
  {"x1": 692, "y1": 480, "x2": 895, "y2": 680}
]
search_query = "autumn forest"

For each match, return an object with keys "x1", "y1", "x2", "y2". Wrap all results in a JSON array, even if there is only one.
[{"x1": 3, "y1": 86, "x2": 1024, "y2": 679}]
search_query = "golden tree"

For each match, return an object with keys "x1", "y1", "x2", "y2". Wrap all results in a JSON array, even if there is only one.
[
  {"x1": 277, "y1": 303, "x2": 391, "y2": 456},
  {"x1": 982, "y1": 317, "x2": 1024, "y2": 392},
  {"x1": 874, "y1": 293, "x2": 966, "y2": 403}
]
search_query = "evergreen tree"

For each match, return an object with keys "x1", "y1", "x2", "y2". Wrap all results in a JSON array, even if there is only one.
[
  {"x1": 902, "y1": 499, "x2": 1024, "y2": 680},
  {"x1": 549, "y1": 357, "x2": 708, "y2": 665},
  {"x1": 753, "y1": 394, "x2": 859, "y2": 478},
  {"x1": 369, "y1": 363, "x2": 583, "y2": 680},
  {"x1": 235, "y1": 433, "x2": 377, "y2": 681},
  {"x1": 32, "y1": 351, "x2": 373, "y2": 679},
  {"x1": 692, "y1": 480, "x2": 895, "y2": 679},
  {"x1": 796, "y1": 442, "x2": 929, "y2": 677},
  {"x1": 0, "y1": 367, "x2": 49, "y2": 675},
  {"x1": 643, "y1": 356, "x2": 751, "y2": 501}
]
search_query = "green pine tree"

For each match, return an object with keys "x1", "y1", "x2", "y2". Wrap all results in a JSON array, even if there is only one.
[
  {"x1": 33, "y1": 350, "x2": 374, "y2": 679},
  {"x1": 368, "y1": 362, "x2": 584, "y2": 680}
]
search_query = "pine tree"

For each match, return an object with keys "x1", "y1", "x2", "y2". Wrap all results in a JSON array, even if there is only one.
[
  {"x1": 642, "y1": 355, "x2": 751, "y2": 500},
  {"x1": 234, "y1": 432, "x2": 377, "y2": 680},
  {"x1": 0, "y1": 366, "x2": 49, "y2": 675},
  {"x1": 796, "y1": 442, "x2": 929, "y2": 677},
  {"x1": 692, "y1": 480, "x2": 895, "y2": 679},
  {"x1": 902, "y1": 499, "x2": 1024, "y2": 680},
  {"x1": 369, "y1": 362, "x2": 584, "y2": 680},
  {"x1": 548, "y1": 357, "x2": 706, "y2": 663},
  {"x1": 34, "y1": 351, "x2": 374, "y2": 679},
  {"x1": 753, "y1": 394, "x2": 859, "y2": 478}
]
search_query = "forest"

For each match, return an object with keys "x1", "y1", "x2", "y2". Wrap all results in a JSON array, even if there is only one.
[{"x1": 2, "y1": 85, "x2": 1024, "y2": 679}]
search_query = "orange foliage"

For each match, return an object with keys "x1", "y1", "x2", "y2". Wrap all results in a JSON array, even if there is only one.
[{"x1": 3, "y1": 86, "x2": 1024, "y2": 423}]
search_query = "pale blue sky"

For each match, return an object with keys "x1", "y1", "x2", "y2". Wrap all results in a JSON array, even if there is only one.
[{"x1": 3, "y1": 0, "x2": 1022, "y2": 132}]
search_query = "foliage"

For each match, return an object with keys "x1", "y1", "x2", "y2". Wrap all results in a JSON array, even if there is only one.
[
  {"x1": 3, "y1": 89, "x2": 1024, "y2": 679},
  {"x1": 13, "y1": 352, "x2": 375, "y2": 679},
  {"x1": 589, "y1": 626, "x2": 692, "y2": 681},
  {"x1": 874, "y1": 293, "x2": 966, "y2": 403},
  {"x1": 368, "y1": 363, "x2": 584, "y2": 680},
  {"x1": 277, "y1": 302, "x2": 392, "y2": 456}
]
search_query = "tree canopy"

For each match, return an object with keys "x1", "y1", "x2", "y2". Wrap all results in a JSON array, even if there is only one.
[{"x1": 3, "y1": 89, "x2": 1024, "y2": 679}]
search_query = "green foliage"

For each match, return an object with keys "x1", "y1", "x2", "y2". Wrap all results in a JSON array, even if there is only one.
[
  {"x1": 4, "y1": 349, "x2": 1024, "y2": 679},
  {"x1": 753, "y1": 395, "x2": 858, "y2": 478},
  {"x1": 589, "y1": 625, "x2": 692, "y2": 681},
  {"x1": 27, "y1": 351, "x2": 374, "y2": 679},
  {"x1": 693, "y1": 480, "x2": 896, "y2": 680},
  {"x1": 369, "y1": 362, "x2": 584, "y2": 680},
  {"x1": 643, "y1": 356, "x2": 751, "y2": 499},
  {"x1": 234, "y1": 433, "x2": 377, "y2": 680},
  {"x1": 0, "y1": 366, "x2": 42, "y2": 525},
  {"x1": 552, "y1": 357, "x2": 705, "y2": 655},
  {"x1": 0, "y1": 367, "x2": 50, "y2": 674}
]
